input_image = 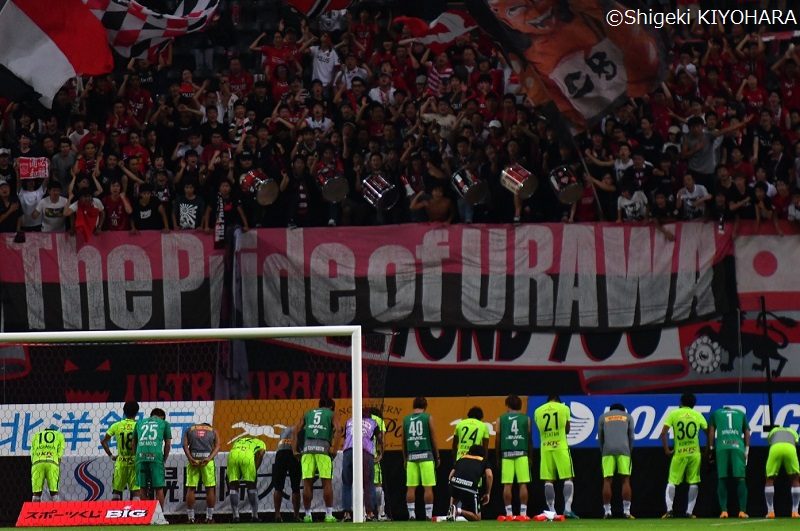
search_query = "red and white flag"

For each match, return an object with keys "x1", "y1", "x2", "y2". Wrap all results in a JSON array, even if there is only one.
[
  {"x1": 394, "y1": 11, "x2": 477, "y2": 54},
  {"x1": 0, "y1": 0, "x2": 112, "y2": 107},
  {"x1": 82, "y1": 0, "x2": 219, "y2": 58}
]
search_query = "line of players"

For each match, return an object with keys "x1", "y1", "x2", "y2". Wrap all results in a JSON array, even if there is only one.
[{"x1": 28, "y1": 392, "x2": 800, "y2": 521}]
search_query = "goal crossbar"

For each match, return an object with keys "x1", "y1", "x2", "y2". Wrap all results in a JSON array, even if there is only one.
[{"x1": 0, "y1": 326, "x2": 366, "y2": 524}]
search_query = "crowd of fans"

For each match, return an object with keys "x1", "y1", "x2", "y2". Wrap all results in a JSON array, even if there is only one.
[{"x1": 1, "y1": 1, "x2": 800, "y2": 241}]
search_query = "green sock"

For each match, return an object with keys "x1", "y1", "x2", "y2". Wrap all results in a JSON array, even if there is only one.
[
  {"x1": 718, "y1": 478, "x2": 728, "y2": 512},
  {"x1": 737, "y1": 479, "x2": 748, "y2": 512}
]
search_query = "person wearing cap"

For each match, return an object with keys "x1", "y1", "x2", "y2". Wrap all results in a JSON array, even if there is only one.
[
  {"x1": 33, "y1": 182, "x2": 69, "y2": 233},
  {"x1": 0, "y1": 178, "x2": 22, "y2": 233},
  {"x1": 334, "y1": 52, "x2": 369, "y2": 91}
]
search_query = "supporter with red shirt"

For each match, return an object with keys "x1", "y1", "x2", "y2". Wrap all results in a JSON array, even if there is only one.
[
  {"x1": 118, "y1": 72, "x2": 152, "y2": 126},
  {"x1": 735, "y1": 33, "x2": 766, "y2": 83},
  {"x1": 772, "y1": 52, "x2": 800, "y2": 111},
  {"x1": 228, "y1": 57, "x2": 254, "y2": 98},
  {"x1": 105, "y1": 101, "x2": 139, "y2": 146},
  {"x1": 250, "y1": 31, "x2": 293, "y2": 75},
  {"x1": 350, "y1": 8, "x2": 378, "y2": 61},
  {"x1": 122, "y1": 131, "x2": 149, "y2": 169},
  {"x1": 737, "y1": 75, "x2": 768, "y2": 121},
  {"x1": 101, "y1": 180, "x2": 132, "y2": 231},
  {"x1": 426, "y1": 53, "x2": 454, "y2": 97}
]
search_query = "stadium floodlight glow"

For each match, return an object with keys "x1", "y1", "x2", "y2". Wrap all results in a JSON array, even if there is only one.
[{"x1": 0, "y1": 326, "x2": 366, "y2": 524}]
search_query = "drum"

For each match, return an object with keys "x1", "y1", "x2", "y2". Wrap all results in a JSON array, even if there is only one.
[
  {"x1": 317, "y1": 174, "x2": 349, "y2": 203},
  {"x1": 240, "y1": 170, "x2": 279, "y2": 206},
  {"x1": 362, "y1": 174, "x2": 399, "y2": 210},
  {"x1": 501, "y1": 164, "x2": 538, "y2": 200},
  {"x1": 548, "y1": 165, "x2": 582, "y2": 204},
  {"x1": 451, "y1": 168, "x2": 488, "y2": 206}
]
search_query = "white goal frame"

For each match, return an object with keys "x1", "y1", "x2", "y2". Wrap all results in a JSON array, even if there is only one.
[{"x1": 0, "y1": 326, "x2": 366, "y2": 524}]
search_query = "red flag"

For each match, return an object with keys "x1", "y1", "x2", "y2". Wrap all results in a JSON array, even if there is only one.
[
  {"x1": 284, "y1": 0, "x2": 351, "y2": 17},
  {"x1": 395, "y1": 11, "x2": 478, "y2": 54},
  {"x1": 0, "y1": 0, "x2": 112, "y2": 107}
]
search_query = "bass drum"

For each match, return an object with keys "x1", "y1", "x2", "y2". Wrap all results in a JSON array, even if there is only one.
[
  {"x1": 317, "y1": 174, "x2": 349, "y2": 203},
  {"x1": 451, "y1": 168, "x2": 488, "y2": 206},
  {"x1": 362, "y1": 173, "x2": 399, "y2": 211},
  {"x1": 500, "y1": 164, "x2": 538, "y2": 200},
  {"x1": 240, "y1": 170, "x2": 279, "y2": 206},
  {"x1": 548, "y1": 165, "x2": 582, "y2": 204}
]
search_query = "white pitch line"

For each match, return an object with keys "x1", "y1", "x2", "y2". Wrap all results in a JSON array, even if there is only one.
[{"x1": 710, "y1": 519, "x2": 777, "y2": 527}]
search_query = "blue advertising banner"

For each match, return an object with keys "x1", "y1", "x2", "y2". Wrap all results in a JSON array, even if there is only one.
[{"x1": 528, "y1": 394, "x2": 800, "y2": 448}]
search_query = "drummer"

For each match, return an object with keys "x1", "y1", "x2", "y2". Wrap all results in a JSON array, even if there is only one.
[{"x1": 314, "y1": 144, "x2": 345, "y2": 226}]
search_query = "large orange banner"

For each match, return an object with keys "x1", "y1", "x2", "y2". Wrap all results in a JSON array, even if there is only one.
[{"x1": 213, "y1": 396, "x2": 519, "y2": 452}]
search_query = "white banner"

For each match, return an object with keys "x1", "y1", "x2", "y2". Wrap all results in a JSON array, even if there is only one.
[
  {"x1": 59, "y1": 452, "x2": 350, "y2": 515},
  {"x1": 0, "y1": 402, "x2": 214, "y2": 457}
]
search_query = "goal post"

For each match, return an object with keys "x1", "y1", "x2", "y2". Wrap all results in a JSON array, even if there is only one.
[{"x1": 0, "y1": 325, "x2": 367, "y2": 524}]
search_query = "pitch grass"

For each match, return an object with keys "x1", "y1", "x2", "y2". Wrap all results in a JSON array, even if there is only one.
[{"x1": 28, "y1": 518, "x2": 800, "y2": 531}]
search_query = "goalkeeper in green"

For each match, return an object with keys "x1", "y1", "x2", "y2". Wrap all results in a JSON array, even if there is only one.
[
  {"x1": 709, "y1": 406, "x2": 750, "y2": 519},
  {"x1": 30, "y1": 426, "x2": 65, "y2": 501},
  {"x1": 101, "y1": 401, "x2": 141, "y2": 501}
]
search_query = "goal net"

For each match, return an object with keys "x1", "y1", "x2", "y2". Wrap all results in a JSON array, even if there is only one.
[{"x1": 0, "y1": 327, "x2": 391, "y2": 525}]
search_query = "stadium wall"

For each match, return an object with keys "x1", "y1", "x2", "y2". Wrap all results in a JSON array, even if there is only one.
[{"x1": 2, "y1": 394, "x2": 798, "y2": 521}]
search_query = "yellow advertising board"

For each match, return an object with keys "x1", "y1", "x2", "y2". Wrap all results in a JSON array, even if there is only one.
[{"x1": 212, "y1": 396, "x2": 523, "y2": 452}]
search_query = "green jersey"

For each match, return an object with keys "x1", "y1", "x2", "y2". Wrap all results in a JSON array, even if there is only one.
[
  {"x1": 664, "y1": 406, "x2": 707, "y2": 455},
  {"x1": 498, "y1": 412, "x2": 530, "y2": 458},
  {"x1": 403, "y1": 412, "x2": 433, "y2": 461},
  {"x1": 303, "y1": 408, "x2": 334, "y2": 453},
  {"x1": 454, "y1": 418, "x2": 489, "y2": 460},
  {"x1": 710, "y1": 407, "x2": 748, "y2": 451},
  {"x1": 534, "y1": 401, "x2": 571, "y2": 451},
  {"x1": 30, "y1": 428, "x2": 65, "y2": 465},
  {"x1": 231, "y1": 436, "x2": 266, "y2": 455},
  {"x1": 107, "y1": 418, "x2": 137, "y2": 462},
  {"x1": 135, "y1": 416, "x2": 172, "y2": 463}
]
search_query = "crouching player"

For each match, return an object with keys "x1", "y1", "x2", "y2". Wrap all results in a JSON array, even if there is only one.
[{"x1": 447, "y1": 445, "x2": 493, "y2": 521}]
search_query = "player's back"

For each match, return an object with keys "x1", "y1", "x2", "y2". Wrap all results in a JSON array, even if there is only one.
[
  {"x1": 534, "y1": 401, "x2": 570, "y2": 451},
  {"x1": 30, "y1": 428, "x2": 65, "y2": 464},
  {"x1": 454, "y1": 418, "x2": 488, "y2": 459},
  {"x1": 135, "y1": 416, "x2": 169, "y2": 461},
  {"x1": 768, "y1": 426, "x2": 799, "y2": 446},
  {"x1": 711, "y1": 408, "x2": 747, "y2": 450},
  {"x1": 598, "y1": 410, "x2": 633, "y2": 455},
  {"x1": 665, "y1": 407, "x2": 707, "y2": 452},
  {"x1": 304, "y1": 407, "x2": 334, "y2": 442},
  {"x1": 498, "y1": 412, "x2": 530, "y2": 457},
  {"x1": 109, "y1": 418, "x2": 137, "y2": 461},
  {"x1": 186, "y1": 423, "x2": 217, "y2": 460}
]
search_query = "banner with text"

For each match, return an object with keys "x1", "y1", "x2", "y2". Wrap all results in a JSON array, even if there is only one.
[
  {"x1": 237, "y1": 223, "x2": 735, "y2": 332},
  {"x1": 0, "y1": 402, "x2": 213, "y2": 457},
  {"x1": 528, "y1": 393, "x2": 800, "y2": 448},
  {"x1": 0, "y1": 232, "x2": 225, "y2": 330}
]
